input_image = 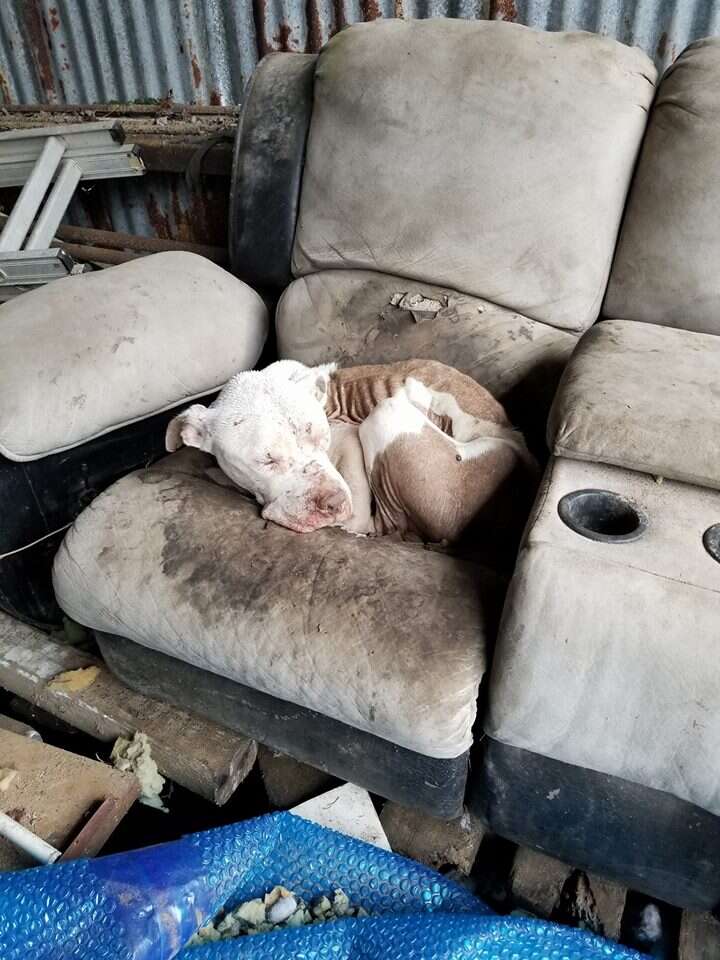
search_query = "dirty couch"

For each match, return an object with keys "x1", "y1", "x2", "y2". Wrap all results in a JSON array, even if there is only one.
[
  {"x1": 476, "y1": 37, "x2": 720, "y2": 910},
  {"x1": 0, "y1": 252, "x2": 268, "y2": 626},
  {"x1": 18, "y1": 17, "x2": 719, "y2": 907},
  {"x1": 50, "y1": 18, "x2": 660, "y2": 825}
]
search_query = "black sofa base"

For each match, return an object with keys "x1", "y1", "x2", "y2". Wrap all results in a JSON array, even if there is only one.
[
  {"x1": 96, "y1": 631, "x2": 468, "y2": 819},
  {"x1": 471, "y1": 736, "x2": 720, "y2": 910},
  {"x1": 0, "y1": 405, "x2": 201, "y2": 628}
]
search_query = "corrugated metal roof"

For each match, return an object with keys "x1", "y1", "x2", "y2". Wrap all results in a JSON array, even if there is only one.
[
  {"x1": 0, "y1": 1, "x2": 718, "y2": 241},
  {"x1": 1, "y1": 0, "x2": 719, "y2": 110}
]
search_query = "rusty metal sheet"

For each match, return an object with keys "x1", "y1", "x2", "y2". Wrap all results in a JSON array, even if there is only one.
[
  {"x1": 0, "y1": 0, "x2": 718, "y2": 240},
  {"x1": 1, "y1": 0, "x2": 718, "y2": 110},
  {"x1": 0, "y1": 0, "x2": 259, "y2": 107},
  {"x1": 488, "y1": 0, "x2": 720, "y2": 70}
]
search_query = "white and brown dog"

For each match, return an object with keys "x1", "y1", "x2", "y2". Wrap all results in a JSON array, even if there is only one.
[{"x1": 166, "y1": 359, "x2": 536, "y2": 542}]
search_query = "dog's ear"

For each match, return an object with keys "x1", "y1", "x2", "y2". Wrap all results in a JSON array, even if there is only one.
[
  {"x1": 288, "y1": 362, "x2": 337, "y2": 404},
  {"x1": 165, "y1": 404, "x2": 213, "y2": 452}
]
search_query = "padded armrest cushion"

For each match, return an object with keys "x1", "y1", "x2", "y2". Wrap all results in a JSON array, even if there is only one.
[
  {"x1": 0, "y1": 252, "x2": 267, "y2": 462},
  {"x1": 548, "y1": 319, "x2": 720, "y2": 489}
]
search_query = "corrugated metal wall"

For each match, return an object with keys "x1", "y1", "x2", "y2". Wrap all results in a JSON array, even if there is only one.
[
  {"x1": 0, "y1": 0, "x2": 718, "y2": 240},
  {"x1": 2, "y1": 0, "x2": 719, "y2": 108}
]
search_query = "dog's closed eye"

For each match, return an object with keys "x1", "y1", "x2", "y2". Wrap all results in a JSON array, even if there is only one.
[{"x1": 258, "y1": 453, "x2": 291, "y2": 471}]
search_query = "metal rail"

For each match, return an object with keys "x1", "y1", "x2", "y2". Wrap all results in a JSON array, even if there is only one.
[{"x1": 0, "y1": 120, "x2": 145, "y2": 290}]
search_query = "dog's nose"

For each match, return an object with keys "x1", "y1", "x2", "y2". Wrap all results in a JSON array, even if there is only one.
[{"x1": 313, "y1": 489, "x2": 350, "y2": 518}]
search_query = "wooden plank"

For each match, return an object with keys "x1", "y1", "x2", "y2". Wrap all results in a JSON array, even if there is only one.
[
  {"x1": 510, "y1": 847, "x2": 571, "y2": 917},
  {"x1": 258, "y1": 745, "x2": 336, "y2": 809},
  {"x1": 0, "y1": 730, "x2": 139, "y2": 870},
  {"x1": 509, "y1": 846, "x2": 626, "y2": 940},
  {"x1": 380, "y1": 802, "x2": 485, "y2": 875},
  {"x1": 0, "y1": 612, "x2": 257, "y2": 805},
  {"x1": 559, "y1": 871, "x2": 626, "y2": 941},
  {"x1": 679, "y1": 911, "x2": 720, "y2": 960}
]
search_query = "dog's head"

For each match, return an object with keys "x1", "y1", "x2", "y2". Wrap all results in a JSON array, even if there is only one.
[{"x1": 166, "y1": 360, "x2": 352, "y2": 533}]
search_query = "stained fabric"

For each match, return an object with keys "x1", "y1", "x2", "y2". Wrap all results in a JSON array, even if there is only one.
[{"x1": 293, "y1": 19, "x2": 656, "y2": 332}]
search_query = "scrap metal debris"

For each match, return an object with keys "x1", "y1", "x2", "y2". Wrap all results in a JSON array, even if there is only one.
[
  {"x1": 187, "y1": 885, "x2": 368, "y2": 946},
  {"x1": 110, "y1": 731, "x2": 167, "y2": 812},
  {"x1": 389, "y1": 291, "x2": 449, "y2": 322}
]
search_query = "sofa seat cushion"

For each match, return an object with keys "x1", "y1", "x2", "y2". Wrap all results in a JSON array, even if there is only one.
[
  {"x1": 292, "y1": 19, "x2": 656, "y2": 332},
  {"x1": 52, "y1": 450, "x2": 503, "y2": 760},
  {"x1": 0, "y1": 252, "x2": 267, "y2": 462},
  {"x1": 605, "y1": 39, "x2": 720, "y2": 335},
  {"x1": 277, "y1": 270, "x2": 578, "y2": 445},
  {"x1": 548, "y1": 319, "x2": 720, "y2": 490},
  {"x1": 487, "y1": 456, "x2": 720, "y2": 816}
]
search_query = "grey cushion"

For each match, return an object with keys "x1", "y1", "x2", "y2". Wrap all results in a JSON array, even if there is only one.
[
  {"x1": 292, "y1": 19, "x2": 656, "y2": 333},
  {"x1": 605, "y1": 38, "x2": 720, "y2": 335},
  {"x1": 487, "y1": 456, "x2": 720, "y2": 816},
  {"x1": 53, "y1": 449, "x2": 502, "y2": 761},
  {"x1": 277, "y1": 270, "x2": 578, "y2": 439},
  {"x1": 0, "y1": 252, "x2": 268, "y2": 462},
  {"x1": 548, "y1": 319, "x2": 720, "y2": 490}
]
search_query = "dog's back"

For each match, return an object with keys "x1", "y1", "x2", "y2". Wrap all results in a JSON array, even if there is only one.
[{"x1": 324, "y1": 359, "x2": 510, "y2": 432}]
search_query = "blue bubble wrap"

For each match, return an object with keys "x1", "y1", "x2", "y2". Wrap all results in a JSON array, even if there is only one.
[{"x1": 0, "y1": 812, "x2": 641, "y2": 960}]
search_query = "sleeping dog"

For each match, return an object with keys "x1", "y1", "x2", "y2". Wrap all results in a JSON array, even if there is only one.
[{"x1": 166, "y1": 359, "x2": 536, "y2": 542}]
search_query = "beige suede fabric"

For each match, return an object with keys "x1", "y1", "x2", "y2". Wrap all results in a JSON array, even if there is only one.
[
  {"x1": 53, "y1": 449, "x2": 502, "y2": 760},
  {"x1": 548, "y1": 320, "x2": 720, "y2": 490},
  {"x1": 0, "y1": 252, "x2": 268, "y2": 462},
  {"x1": 277, "y1": 270, "x2": 578, "y2": 440},
  {"x1": 487, "y1": 457, "x2": 720, "y2": 816},
  {"x1": 293, "y1": 19, "x2": 656, "y2": 332},
  {"x1": 605, "y1": 38, "x2": 720, "y2": 334}
]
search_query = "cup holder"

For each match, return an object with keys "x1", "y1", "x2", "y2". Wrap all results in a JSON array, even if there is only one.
[
  {"x1": 558, "y1": 489, "x2": 646, "y2": 543},
  {"x1": 703, "y1": 524, "x2": 720, "y2": 565}
]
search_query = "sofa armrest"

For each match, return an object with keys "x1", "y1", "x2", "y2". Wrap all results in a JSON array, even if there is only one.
[{"x1": 229, "y1": 53, "x2": 317, "y2": 289}]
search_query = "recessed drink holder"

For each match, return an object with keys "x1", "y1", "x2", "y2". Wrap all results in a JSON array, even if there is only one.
[
  {"x1": 558, "y1": 489, "x2": 646, "y2": 543},
  {"x1": 703, "y1": 523, "x2": 720, "y2": 565}
]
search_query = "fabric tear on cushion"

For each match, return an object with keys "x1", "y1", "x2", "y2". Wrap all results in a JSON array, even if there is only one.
[{"x1": 277, "y1": 270, "x2": 578, "y2": 445}]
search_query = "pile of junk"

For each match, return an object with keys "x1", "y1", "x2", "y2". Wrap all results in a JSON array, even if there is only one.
[{"x1": 0, "y1": 17, "x2": 718, "y2": 960}]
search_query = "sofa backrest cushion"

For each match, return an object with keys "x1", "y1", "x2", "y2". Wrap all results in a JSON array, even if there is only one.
[
  {"x1": 0, "y1": 253, "x2": 268, "y2": 462},
  {"x1": 605, "y1": 38, "x2": 720, "y2": 335},
  {"x1": 292, "y1": 18, "x2": 656, "y2": 334}
]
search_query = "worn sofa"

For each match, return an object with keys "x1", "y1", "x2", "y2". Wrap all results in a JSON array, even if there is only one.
[
  {"x1": 12, "y1": 13, "x2": 718, "y2": 909},
  {"x1": 477, "y1": 37, "x2": 720, "y2": 910},
  {"x1": 0, "y1": 252, "x2": 267, "y2": 626},
  {"x1": 50, "y1": 17, "x2": 659, "y2": 824}
]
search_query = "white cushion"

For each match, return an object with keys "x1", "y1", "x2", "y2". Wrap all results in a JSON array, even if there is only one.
[
  {"x1": 487, "y1": 457, "x2": 720, "y2": 815},
  {"x1": 548, "y1": 319, "x2": 720, "y2": 490},
  {"x1": 292, "y1": 19, "x2": 656, "y2": 332},
  {"x1": 0, "y1": 252, "x2": 268, "y2": 462},
  {"x1": 52, "y1": 449, "x2": 499, "y2": 761},
  {"x1": 605, "y1": 39, "x2": 720, "y2": 335}
]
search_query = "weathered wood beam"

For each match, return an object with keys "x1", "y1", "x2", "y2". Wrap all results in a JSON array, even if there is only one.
[{"x1": 0, "y1": 612, "x2": 256, "y2": 805}]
